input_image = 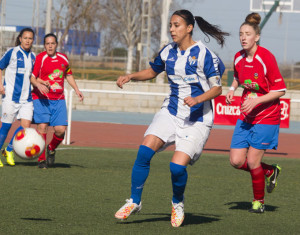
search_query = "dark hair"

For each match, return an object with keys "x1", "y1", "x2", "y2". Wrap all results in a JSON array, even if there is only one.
[
  {"x1": 172, "y1": 9, "x2": 230, "y2": 47},
  {"x1": 15, "y1": 28, "x2": 35, "y2": 46},
  {"x1": 44, "y1": 33, "x2": 58, "y2": 44},
  {"x1": 241, "y1": 12, "x2": 261, "y2": 35}
]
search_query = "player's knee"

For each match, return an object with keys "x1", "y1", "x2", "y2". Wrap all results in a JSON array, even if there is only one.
[
  {"x1": 230, "y1": 156, "x2": 244, "y2": 169},
  {"x1": 54, "y1": 127, "x2": 66, "y2": 137},
  {"x1": 170, "y1": 162, "x2": 187, "y2": 177}
]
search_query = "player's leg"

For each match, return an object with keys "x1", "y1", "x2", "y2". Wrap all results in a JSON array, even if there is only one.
[
  {"x1": 169, "y1": 121, "x2": 211, "y2": 227},
  {"x1": 36, "y1": 123, "x2": 48, "y2": 169},
  {"x1": 47, "y1": 100, "x2": 68, "y2": 167},
  {"x1": 247, "y1": 147, "x2": 265, "y2": 213},
  {"x1": 114, "y1": 135, "x2": 164, "y2": 220},
  {"x1": 5, "y1": 101, "x2": 33, "y2": 161},
  {"x1": 115, "y1": 108, "x2": 172, "y2": 220},
  {"x1": 0, "y1": 100, "x2": 18, "y2": 166},
  {"x1": 251, "y1": 123, "x2": 281, "y2": 194},
  {"x1": 33, "y1": 99, "x2": 51, "y2": 168},
  {"x1": 46, "y1": 125, "x2": 66, "y2": 167},
  {"x1": 169, "y1": 152, "x2": 189, "y2": 227}
]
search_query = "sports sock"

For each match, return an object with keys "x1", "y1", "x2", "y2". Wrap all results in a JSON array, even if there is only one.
[
  {"x1": 0, "y1": 123, "x2": 12, "y2": 150},
  {"x1": 238, "y1": 159, "x2": 249, "y2": 171},
  {"x1": 250, "y1": 165, "x2": 265, "y2": 203},
  {"x1": 238, "y1": 159, "x2": 274, "y2": 177},
  {"x1": 6, "y1": 126, "x2": 24, "y2": 152},
  {"x1": 38, "y1": 133, "x2": 47, "y2": 162},
  {"x1": 48, "y1": 133, "x2": 64, "y2": 151},
  {"x1": 130, "y1": 145, "x2": 155, "y2": 204},
  {"x1": 170, "y1": 162, "x2": 187, "y2": 203},
  {"x1": 261, "y1": 162, "x2": 274, "y2": 177}
]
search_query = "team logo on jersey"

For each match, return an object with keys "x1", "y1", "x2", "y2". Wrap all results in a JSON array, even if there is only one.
[
  {"x1": 188, "y1": 56, "x2": 197, "y2": 66},
  {"x1": 17, "y1": 58, "x2": 23, "y2": 62},
  {"x1": 254, "y1": 73, "x2": 258, "y2": 79},
  {"x1": 241, "y1": 79, "x2": 259, "y2": 90},
  {"x1": 48, "y1": 69, "x2": 63, "y2": 80},
  {"x1": 168, "y1": 57, "x2": 175, "y2": 62}
]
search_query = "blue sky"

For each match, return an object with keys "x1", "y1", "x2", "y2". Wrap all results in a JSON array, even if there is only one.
[{"x1": 4, "y1": 0, "x2": 300, "y2": 64}]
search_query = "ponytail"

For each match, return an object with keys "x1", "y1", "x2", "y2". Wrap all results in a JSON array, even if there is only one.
[
  {"x1": 194, "y1": 16, "x2": 230, "y2": 47},
  {"x1": 172, "y1": 10, "x2": 229, "y2": 47}
]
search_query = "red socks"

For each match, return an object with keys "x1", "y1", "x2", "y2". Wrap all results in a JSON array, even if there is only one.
[
  {"x1": 238, "y1": 159, "x2": 274, "y2": 177},
  {"x1": 38, "y1": 133, "x2": 47, "y2": 162},
  {"x1": 250, "y1": 166, "x2": 265, "y2": 203},
  {"x1": 48, "y1": 133, "x2": 64, "y2": 151}
]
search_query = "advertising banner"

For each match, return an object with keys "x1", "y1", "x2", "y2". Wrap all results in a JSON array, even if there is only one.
[{"x1": 214, "y1": 96, "x2": 290, "y2": 128}]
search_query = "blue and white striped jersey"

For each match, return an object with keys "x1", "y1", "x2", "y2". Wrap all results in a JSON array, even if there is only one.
[
  {"x1": 150, "y1": 41, "x2": 225, "y2": 125},
  {"x1": 0, "y1": 46, "x2": 35, "y2": 103}
]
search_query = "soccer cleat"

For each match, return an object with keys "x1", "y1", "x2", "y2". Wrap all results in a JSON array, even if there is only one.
[
  {"x1": 38, "y1": 160, "x2": 48, "y2": 169},
  {"x1": 0, "y1": 158, "x2": 3, "y2": 167},
  {"x1": 171, "y1": 201, "x2": 185, "y2": 227},
  {"x1": 248, "y1": 200, "x2": 265, "y2": 213},
  {"x1": 46, "y1": 145, "x2": 56, "y2": 167},
  {"x1": 266, "y1": 164, "x2": 281, "y2": 193},
  {"x1": 114, "y1": 199, "x2": 142, "y2": 220},
  {"x1": 2, "y1": 148, "x2": 15, "y2": 166}
]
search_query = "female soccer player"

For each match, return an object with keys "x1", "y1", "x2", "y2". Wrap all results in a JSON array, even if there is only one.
[
  {"x1": 30, "y1": 33, "x2": 84, "y2": 169},
  {"x1": 114, "y1": 9, "x2": 229, "y2": 227},
  {"x1": 0, "y1": 28, "x2": 35, "y2": 167},
  {"x1": 226, "y1": 13, "x2": 286, "y2": 213}
]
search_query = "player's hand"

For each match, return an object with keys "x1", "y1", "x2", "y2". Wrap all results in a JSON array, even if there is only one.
[
  {"x1": 36, "y1": 82, "x2": 49, "y2": 95},
  {"x1": 241, "y1": 98, "x2": 258, "y2": 114},
  {"x1": 76, "y1": 90, "x2": 84, "y2": 101},
  {"x1": 116, "y1": 75, "x2": 131, "y2": 89},
  {"x1": 184, "y1": 96, "x2": 198, "y2": 107},
  {"x1": 37, "y1": 78, "x2": 50, "y2": 88},
  {"x1": 0, "y1": 84, "x2": 5, "y2": 95},
  {"x1": 226, "y1": 90, "x2": 235, "y2": 104}
]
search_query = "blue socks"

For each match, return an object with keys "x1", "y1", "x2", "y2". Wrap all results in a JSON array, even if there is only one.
[
  {"x1": 131, "y1": 145, "x2": 155, "y2": 204},
  {"x1": 6, "y1": 126, "x2": 24, "y2": 151},
  {"x1": 0, "y1": 123, "x2": 12, "y2": 150},
  {"x1": 170, "y1": 162, "x2": 188, "y2": 203}
]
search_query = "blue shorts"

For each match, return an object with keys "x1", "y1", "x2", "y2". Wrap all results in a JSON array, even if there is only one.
[
  {"x1": 230, "y1": 119, "x2": 279, "y2": 150},
  {"x1": 33, "y1": 99, "x2": 68, "y2": 126}
]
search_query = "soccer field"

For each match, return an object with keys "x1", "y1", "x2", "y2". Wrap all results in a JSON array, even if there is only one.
[{"x1": 0, "y1": 147, "x2": 299, "y2": 235}]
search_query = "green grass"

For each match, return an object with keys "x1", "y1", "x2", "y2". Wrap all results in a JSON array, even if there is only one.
[{"x1": 0, "y1": 147, "x2": 299, "y2": 235}]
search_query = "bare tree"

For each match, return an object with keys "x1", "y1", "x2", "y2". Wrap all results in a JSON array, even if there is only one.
[
  {"x1": 53, "y1": 0, "x2": 99, "y2": 52},
  {"x1": 98, "y1": 0, "x2": 163, "y2": 74}
]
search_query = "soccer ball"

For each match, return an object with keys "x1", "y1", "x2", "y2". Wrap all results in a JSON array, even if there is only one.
[{"x1": 13, "y1": 128, "x2": 45, "y2": 160}]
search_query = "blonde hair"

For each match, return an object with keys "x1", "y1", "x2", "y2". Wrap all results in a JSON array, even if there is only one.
[{"x1": 241, "y1": 12, "x2": 261, "y2": 35}]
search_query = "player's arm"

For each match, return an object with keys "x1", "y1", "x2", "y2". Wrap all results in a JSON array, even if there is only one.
[
  {"x1": 0, "y1": 69, "x2": 5, "y2": 94},
  {"x1": 241, "y1": 90, "x2": 285, "y2": 114},
  {"x1": 66, "y1": 74, "x2": 84, "y2": 101},
  {"x1": 226, "y1": 79, "x2": 239, "y2": 104},
  {"x1": 184, "y1": 77, "x2": 222, "y2": 107},
  {"x1": 30, "y1": 75, "x2": 49, "y2": 94},
  {"x1": 0, "y1": 48, "x2": 13, "y2": 95},
  {"x1": 116, "y1": 68, "x2": 158, "y2": 89}
]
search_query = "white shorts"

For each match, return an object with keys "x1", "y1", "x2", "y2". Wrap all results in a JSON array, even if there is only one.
[
  {"x1": 145, "y1": 108, "x2": 211, "y2": 165},
  {"x1": 1, "y1": 100, "x2": 33, "y2": 123}
]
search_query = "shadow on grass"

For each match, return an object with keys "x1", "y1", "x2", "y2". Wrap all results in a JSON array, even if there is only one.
[
  {"x1": 14, "y1": 162, "x2": 85, "y2": 168},
  {"x1": 21, "y1": 218, "x2": 52, "y2": 221},
  {"x1": 117, "y1": 212, "x2": 220, "y2": 226},
  {"x1": 225, "y1": 201, "x2": 279, "y2": 212}
]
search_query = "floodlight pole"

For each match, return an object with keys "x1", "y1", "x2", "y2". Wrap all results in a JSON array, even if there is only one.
[
  {"x1": 258, "y1": 0, "x2": 280, "y2": 45},
  {"x1": 260, "y1": 0, "x2": 280, "y2": 30}
]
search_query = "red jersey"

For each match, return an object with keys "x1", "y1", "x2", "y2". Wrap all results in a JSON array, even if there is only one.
[
  {"x1": 234, "y1": 46, "x2": 286, "y2": 125},
  {"x1": 32, "y1": 51, "x2": 72, "y2": 100}
]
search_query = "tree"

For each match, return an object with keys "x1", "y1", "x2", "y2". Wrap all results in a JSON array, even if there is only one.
[
  {"x1": 98, "y1": 0, "x2": 162, "y2": 74},
  {"x1": 53, "y1": 0, "x2": 99, "y2": 53}
]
